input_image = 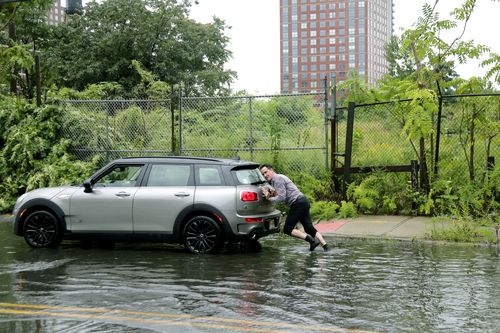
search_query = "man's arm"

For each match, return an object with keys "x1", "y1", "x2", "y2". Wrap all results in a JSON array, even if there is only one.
[{"x1": 267, "y1": 177, "x2": 286, "y2": 204}]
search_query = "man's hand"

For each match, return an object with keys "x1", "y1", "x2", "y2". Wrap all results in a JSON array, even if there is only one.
[
  {"x1": 261, "y1": 185, "x2": 276, "y2": 199},
  {"x1": 261, "y1": 187, "x2": 270, "y2": 199}
]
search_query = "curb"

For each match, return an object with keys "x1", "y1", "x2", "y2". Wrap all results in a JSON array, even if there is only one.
[{"x1": 0, "y1": 215, "x2": 13, "y2": 223}]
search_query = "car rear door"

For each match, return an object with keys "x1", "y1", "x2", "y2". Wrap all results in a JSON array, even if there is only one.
[
  {"x1": 192, "y1": 164, "x2": 235, "y2": 218},
  {"x1": 232, "y1": 166, "x2": 275, "y2": 215},
  {"x1": 132, "y1": 163, "x2": 195, "y2": 233}
]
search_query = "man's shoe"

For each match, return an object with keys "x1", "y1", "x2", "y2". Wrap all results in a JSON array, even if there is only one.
[
  {"x1": 323, "y1": 244, "x2": 329, "y2": 252},
  {"x1": 310, "y1": 239, "x2": 320, "y2": 251},
  {"x1": 305, "y1": 235, "x2": 320, "y2": 251}
]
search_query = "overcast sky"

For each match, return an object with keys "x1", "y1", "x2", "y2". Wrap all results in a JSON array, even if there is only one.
[{"x1": 189, "y1": 0, "x2": 500, "y2": 94}]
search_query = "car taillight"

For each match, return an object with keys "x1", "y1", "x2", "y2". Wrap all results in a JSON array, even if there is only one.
[
  {"x1": 244, "y1": 217, "x2": 263, "y2": 223},
  {"x1": 241, "y1": 191, "x2": 258, "y2": 202}
]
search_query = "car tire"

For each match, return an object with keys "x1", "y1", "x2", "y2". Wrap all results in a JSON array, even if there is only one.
[
  {"x1": 23, "y1": 210, "x2": 62, "y2": 248},
  {"x1": 183, "y1": 216, "x2": 222, "y2": 254}
]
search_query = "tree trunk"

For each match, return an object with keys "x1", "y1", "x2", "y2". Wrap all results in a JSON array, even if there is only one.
[
  {"x1": 419, "y1": 137, "x2": 430, "y2": 193},
  {"x1": 469, "y1": 121, "x2": 475, "y2": 181}
]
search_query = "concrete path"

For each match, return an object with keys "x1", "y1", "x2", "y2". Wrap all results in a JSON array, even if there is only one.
[{"x1": 315, "y1": 215, "x2": 439, "y2": 240}]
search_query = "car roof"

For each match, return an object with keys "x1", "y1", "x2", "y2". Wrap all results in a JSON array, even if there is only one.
[{"x1": 114, "y1": 156, "x2": 259, "y2": 167}]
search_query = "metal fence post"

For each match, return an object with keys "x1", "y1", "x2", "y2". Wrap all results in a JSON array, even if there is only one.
[
  {"x1": 330, "y1": 74, "x2": 337, "y2": 169},
  {"x1": 178, "y1": 91, "x2": 183, "y2": 156},
  {"x1": 105, "y1": 106, "x2": 110, "y2": 160},
  {"x1": 323, "y1": 75, "x2": 329, "y2": 171},
  {"x1": 434, "y1": 95, "x2": 443, "y2": 176},
  {"x1": 342, "y1": 102, "x2": 355, "y2": 198},
  {"x1": 249, "y1": 97, "x2": 254, "y2": 161}
]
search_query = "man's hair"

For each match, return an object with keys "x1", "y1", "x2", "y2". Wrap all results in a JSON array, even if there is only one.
[{"x1": 260, "y1": 163, "x2": 273, "y2": 170}]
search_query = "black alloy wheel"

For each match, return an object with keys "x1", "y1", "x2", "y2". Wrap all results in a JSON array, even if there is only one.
[
  {"x1": 183, "y1": 216, "x2": 222, "y2": 254},
  {"x1": 23, "y1": 210, "x2": 62, "y2": 248}
]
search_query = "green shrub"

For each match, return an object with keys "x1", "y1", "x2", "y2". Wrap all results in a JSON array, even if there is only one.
[
  {"x1": 347, "y1": 172, "x2": 413, "y2": 215},
  {"x1": 0, "y1": 97, "x2": 97, "y2": 212},
  {"x1": 310, "y1": 201, "x2": 339, "y2": 220},
  {"x1": 339, "y1": 201, "x2": 358, "y2": 218}
]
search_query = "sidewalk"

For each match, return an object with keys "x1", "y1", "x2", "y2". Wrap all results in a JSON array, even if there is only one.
[
  {"x1": 0, "y1": 214, "x2": 12, "y2": 223},
  {"x1": 314, "y1": 215, "x2": 441, "y2": 240}
]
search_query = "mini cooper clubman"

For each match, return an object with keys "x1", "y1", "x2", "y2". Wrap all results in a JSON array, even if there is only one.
[{"x1": 13, "y1": 157, "x2": 282, "y2": 254}]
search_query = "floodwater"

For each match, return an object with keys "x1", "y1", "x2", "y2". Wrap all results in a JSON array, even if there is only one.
[{"x1": 1, "y1": 222, "x2": 499, "y2": 333}]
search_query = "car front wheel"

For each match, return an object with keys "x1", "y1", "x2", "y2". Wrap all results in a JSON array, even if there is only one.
[
  {"x1": 23, "y1": 210, "x2": 62, "y2": 248},
  {"x1": 183, "y1": 216, "x2": 222, "y2": 254}
]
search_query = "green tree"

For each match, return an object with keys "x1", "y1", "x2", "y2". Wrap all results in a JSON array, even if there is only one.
[
  {"x1": 452, "y1": 77, "x2": 499, "y2": 181},
  {"x1": 0, "y1": 0, "x2": 53, "y2": 98},
  {"x1": 40, "y1": 0, "x2": 235, "y2": 96},
  {"x1": 378, "y1": 0, "x2": 493, "y2": 192}
]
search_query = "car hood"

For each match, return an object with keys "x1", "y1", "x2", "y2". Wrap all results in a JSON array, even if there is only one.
[{"x1": 20, "y1": 185, "x2": 78, "y2": 202}]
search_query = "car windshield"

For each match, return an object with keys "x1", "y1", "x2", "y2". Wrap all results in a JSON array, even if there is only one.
[{"x1": 233, "y1": 168, "x2": 266, "y2": 185}]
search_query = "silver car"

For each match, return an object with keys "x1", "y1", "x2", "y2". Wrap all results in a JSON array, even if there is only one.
[{"x1": 13, "y1": 157, "x2": 282, "y2": 254}]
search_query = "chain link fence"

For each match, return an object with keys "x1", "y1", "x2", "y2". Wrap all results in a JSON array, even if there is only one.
[
  {"x1": 180, "y1": 93, "x2": 328, "y2": 175},
  {"x1": 439, "y1": 95, "x2": 499, "y2": 180},
  {"x1": 59, "y1": 99, "x2": 173, "y2": 161},
  {"x1": 333, "y1": 101, "x2": 416, "y2": 168},
  {"x1": 58, "y1": 93, "x2": 497, "y2": 183},
  {"x1": 333, "y1": 95, "x2": 499, "y2": 182},
  {"x1": 59, "y1": 93, "x2": 328, "y2": 175}
]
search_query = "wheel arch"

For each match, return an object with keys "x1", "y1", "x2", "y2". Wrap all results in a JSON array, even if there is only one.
[
  {"x1": 173, "y1": 204, "x2": 230, "y2": 243},
  {"x1": 15, "y1": 199, "x2": 67, "y2": 236}
]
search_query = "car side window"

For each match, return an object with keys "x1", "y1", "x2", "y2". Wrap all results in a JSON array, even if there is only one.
[
  {"x1": 147, "y1": 164, "x2": 191, "y2": 186},
  {"x1": 94, "y1": 165, "x2": 143, "y2": 187},
  {"x1": 196, "y1": 166, "x2": 223, "y2": 186}
]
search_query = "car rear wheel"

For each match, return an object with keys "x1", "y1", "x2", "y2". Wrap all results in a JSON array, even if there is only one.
[
  {"x1": 23, "y1": 210, "x2": 62, "y2": 248},
  {"x1": 183, "y1": 216, "x2": 222, "y2": 254}
]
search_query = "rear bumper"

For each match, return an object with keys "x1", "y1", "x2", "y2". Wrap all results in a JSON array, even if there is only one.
[{"x1": 227, "y1": 209, "x2": 282, "y2": 240}]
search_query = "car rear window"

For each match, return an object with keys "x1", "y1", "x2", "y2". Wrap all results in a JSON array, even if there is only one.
[
  {"x1": 147, "y1": 164, "x2": 191, "y2": 186},
  {"x1": 232, "y1": 167, "x2": 266, "y2": 185}
]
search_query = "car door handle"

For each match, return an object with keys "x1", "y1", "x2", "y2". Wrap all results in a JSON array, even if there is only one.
[
  {"x1": 115, "y1": 192, "x2": 131, "y2": 197},
  {"x1": 174, "y1": 192, "x2": 190, "y2": 197}
]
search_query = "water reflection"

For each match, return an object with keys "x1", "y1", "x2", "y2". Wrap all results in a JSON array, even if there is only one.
[{"x1": 1, "y1": 222, "x2": 499, "y2": 333}]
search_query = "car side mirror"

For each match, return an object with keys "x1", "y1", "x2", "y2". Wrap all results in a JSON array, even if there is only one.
[{"x1": 83, "y1": 180, "x2": 93, "y2": 193}]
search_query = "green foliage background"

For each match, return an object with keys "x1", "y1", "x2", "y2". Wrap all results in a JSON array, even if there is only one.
[{"x1": 0, "y1": 96, "x2": 98, "y2": 211}]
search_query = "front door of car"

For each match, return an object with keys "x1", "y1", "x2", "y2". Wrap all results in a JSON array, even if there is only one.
[
  {"x1": 69, "y1": 164, "x2": 144, "y2": 232},
  {"x1": 133, "y1": 163, "x2": 195, "y2": 233}
]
